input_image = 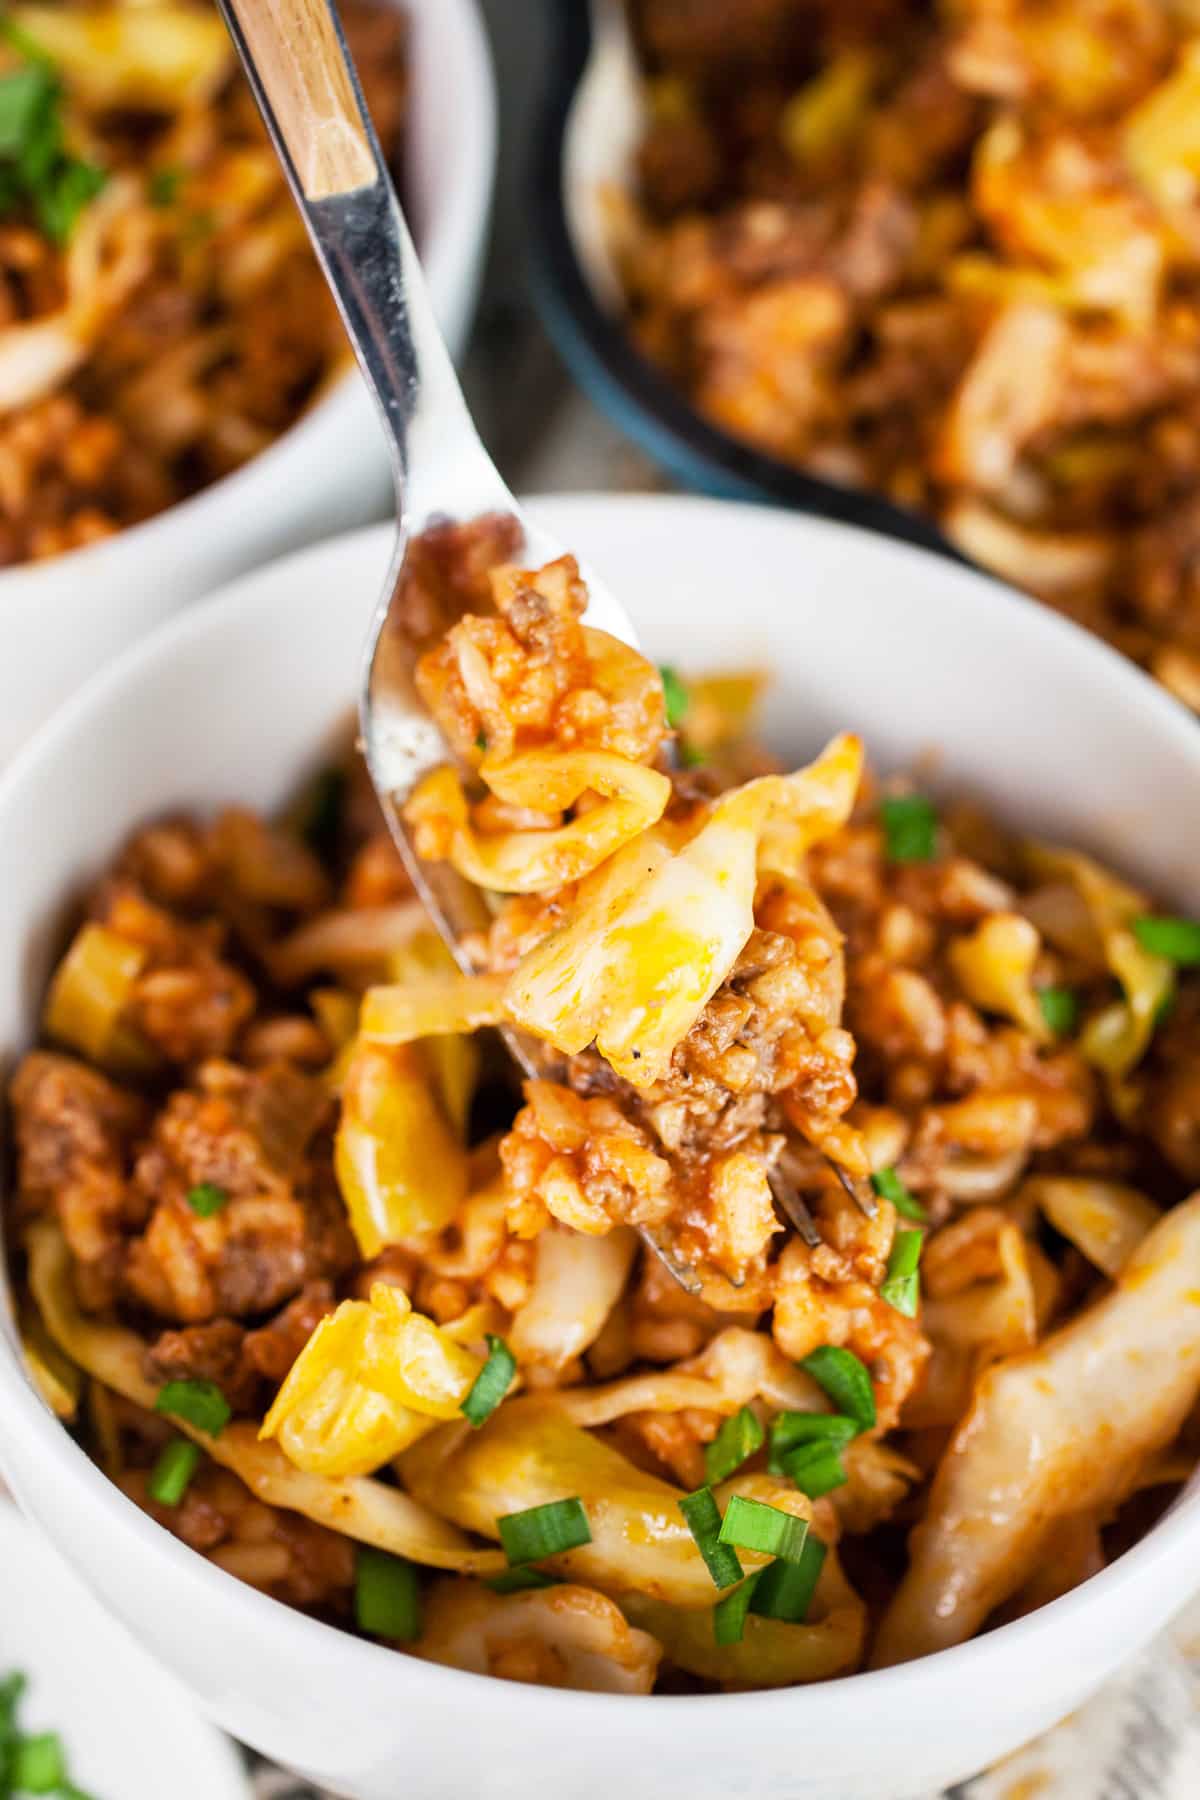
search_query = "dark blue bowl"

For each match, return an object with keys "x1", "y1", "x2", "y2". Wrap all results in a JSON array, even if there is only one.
[{"x1": 528, "y1": 0, "x2": 966, "y2": 564}]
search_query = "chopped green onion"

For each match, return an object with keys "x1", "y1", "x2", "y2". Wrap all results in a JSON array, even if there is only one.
[
  {"x1": 0, "y1": 59, "x2": 108, "y2": 246},
  {"x1": 1037, "y1": 985, "x2": 1079, "y2": 1036},
  {"x1": 154, "y1": 1378, "x2": 231, "y2": 1437},
  {"x1": 0, "y1": 63, "x2": 53, "y2": 156},
  {"x1": 354, "y1": 1547, "x2": 421, "y2": 1641},
  {"x1": 1132, "y1": 915, "x2": 1200, "y2": 965},
  {"x1": 870, "y1": 1165, "x2": 926, "y2": 1222},
  {"x1": 880, "y1": 1228, "x2": 923, "y2": 1317},
  {"x1": 1156, "y1": 985, "x2": 1178, "y2": 1026},
  {"x1": 185, "y1": 1182, "x2": 227, "y2": 1219},
  {"x1": 497, "y1": 1497, "x2": 591, "y2": 1566},
  {"x1": 659, "y1": 665, "x2": 689, "y2": 730},
  {"x1": 880, "y1": 1271, "x2": 919, "y2": 1316},
  {"x1": 881, "y1": 794, "x2": 937, "y2": 864},
  {"x1": 461, "y1": 1335, "x2": 516, "y2": 1428},
  {"x1": 678, "y1": 1487, "x2": 743, "y2": 1590},
  {"x1": 12, "y1": 1731, "x2": 66, "y2": 1792},
  {"x1": 800, "y1": 1346, "x2": 876, "y2": 1432},
  {"x1": 750, "y1": 1536, "x2": 827, "y2": 1624},
  {"x1": 781, "y1": 1441, "x2": 848, "y2": 1498},
  {"x1": 485, "y1": 1567, "x2": 559, "y2": 1595},
  {"x1": 712, "y1": 1573, "x2": 761, "y2": 1647},
  {"x1": 767, "y1": 1410, "x2": 858, "y2": 1474},
  {"x1": 717, "y1": 1494, "x2": 808, "y2": 1563},
  {"x1": 149, "y1": 165, "x2": 181, "y2": 207},
  {"x1": 37, "y1": 157, "x2": 105, "y2": 244},
  {"x1": 148, "y1": 1436, "x2": 200, "y2": 1508},
  {"x1": 679, "y1": 743, "x2": 707, "y2": 768},
  {"x1": 0, "y1": 1669, "x2": 25, "y2": 1718},
  {"x1": 704, "y1": 1404, "x2": 764, "y2": 1484}
]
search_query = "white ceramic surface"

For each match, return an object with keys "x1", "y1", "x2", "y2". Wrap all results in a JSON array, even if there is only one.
[
  {"x1": 0, "y1": 0, "x2": 495, "y2": 767},
  {"x1": 0, "y1": 1500, "x2": 250, "y2": 1800},
  {"x1": 1, "y1": 495, "x2": 1199, "y2": 1800}
]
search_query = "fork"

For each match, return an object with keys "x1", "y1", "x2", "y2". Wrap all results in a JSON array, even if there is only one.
[{"x1": 215, "y1": 0, "x2": 869, "y2": 1286}]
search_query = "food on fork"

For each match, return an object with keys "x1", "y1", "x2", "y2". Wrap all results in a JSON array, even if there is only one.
[{"x1": 7, "y1": 514, "x2": 1200, "y2": 1693}]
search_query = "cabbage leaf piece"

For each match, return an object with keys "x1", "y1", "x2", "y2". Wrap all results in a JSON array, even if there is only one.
[
  {"x1": 623, "y1": 1541, "x2": 865, "y2": 1685},
  {"x1": 504, "y1": 733, "x2": 863, "y2": 1088},
  {"x1": 260, "y1": 1283, "x2": 485, "y2": 1477},
  {"x1": 1026, "y1": 843, "x2": 1173, "y2": 1081},
  {"x1": 406, "y1": 750, "x2": 671, "y2": 894},
  {"x1": 399, "y1": 1395, "x2": 814, "y2": 1609},
  {"x1": 335, "y1": 1042, "x2": 469, "y2": 1256},
  {"x1": 873, "y1": 1192, "x2": 1200, "y2": 1665},
  {"x1": 418, "y1": 1579, "x2": 662, "y2": 1694},
  {"x1": 27, "y1": 1220, "x2": 506, "y2": 1574}
]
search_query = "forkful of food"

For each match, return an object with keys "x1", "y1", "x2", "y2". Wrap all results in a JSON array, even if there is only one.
[{"x1": 215, "y1": 0, "x2": 879, "y2": 1291}]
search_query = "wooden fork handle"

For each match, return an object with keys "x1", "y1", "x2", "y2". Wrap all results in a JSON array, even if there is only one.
[{"x1": 222, "y1": 0, "x2": 377, "y2": 200}]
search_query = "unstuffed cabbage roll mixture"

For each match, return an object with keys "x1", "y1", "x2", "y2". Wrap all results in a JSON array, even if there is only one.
[
  {"x1": 7, "y1": 514, "x2": 1200, "y2": 1694},
  {"x1": 0, "y1": 0, "x2": 406, "y2": 565},
  {"x1": 616, "y1": 0, "x2": 1200, "y2": 712}
]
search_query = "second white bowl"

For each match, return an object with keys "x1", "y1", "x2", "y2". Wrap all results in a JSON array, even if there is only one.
[{"x1": 0, "y1": 0, "x2": 495, "y2": 767}]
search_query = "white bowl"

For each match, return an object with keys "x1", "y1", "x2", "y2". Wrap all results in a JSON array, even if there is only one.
[
  {"x1": 2, "y1": 495, "x2": 1199, "y2": 1800},
  {"x1": 0, "y1": 0, "x2": 495, "y2": 767}
]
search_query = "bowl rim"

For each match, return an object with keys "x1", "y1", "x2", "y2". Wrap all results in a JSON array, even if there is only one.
[
  {"x1": 528, "y1": 2, "x2": 968, "y2": 562},
  {"x1": 0, "y1": 0, "x2": 496, "y2": 602},
  {"x1": 3, "y1": 493, "x2": 1200, "y2": 1720}
]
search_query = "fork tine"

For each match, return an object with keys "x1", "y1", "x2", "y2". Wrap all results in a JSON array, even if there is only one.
[
  {"x1": 833, "y1": 1162, "x2": 878, "y2": 1219},
  {"x1": 639, "y1": 1225, "x2": 703, "y2": 1295},
  {"x1": 767, "y1": 1167, "x2": 822, "y2": 1248}
]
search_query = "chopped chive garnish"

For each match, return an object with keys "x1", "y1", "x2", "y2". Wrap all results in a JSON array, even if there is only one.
[
  {"x1": 154, "y1": 1378, "x2": 231, "y2": 1437},
  {"x1": 870, "y1": 1165, "x2": 926, "y2": 1222},
  {"x1": 1037, "y1": 985, "x2": 1079, "y2": 1036},
  {"x1": 497, "y1": 1497, "x2": 591, "y2": 1565},
  {"x1": 712, "y1": 1572, "x2": 761, "y2": 1646},
  {"x1": 485, "y1": 1566, "x2": 559, "y2": 1595},
  {"x1": 475, "y1": 731, "x2": 487, "y2": 752},
  {"x1": 149, "y1": 165, "x2": 181, "y2": 207},
  {"x1": 880, "y1": 1227, "x2": 923, "y2": 1317},
  {"x1": 767, "y1": 1410, "x2": 858, "y2": 1474},
  {"x1": 0, "y1": 1668, "x2": 25, "y2": 1714},
  {"x1": 881, "y1": 794, "x2": 937, "y2": 864},
  {"x1": 679, "y1": 1487, "x2": 743, "y2": 1590},
  {"x1": 461, "y1": 1335, "x2": 516, "y2": 1428},
  {"x1": 148, "y1": 1436, "x2": 200, "y2": 1507},
  {"x1": 880, "y1": 1271, "x2": 919, "y2": 1317},
  {"x1": 781, "y1": 1441, "x2": 848, "y2": 1498},
  {"x1": 679, "y1": 743, "x2": 707, "y2": 768},
  {"x1": 800, "y1": 1346, "x2": 876, "y2": 1432},
  {"x1": 704, "y1": 1404, "x2": 764, "y2": 1484},
  {"x1": 750, "y1": 1536, "x2": 827, "y2": 1624},
  {"x1": 354, "y1": 1547, "x2": 421, "y2": 1641},
  {"x1": 659, "y1": 665, "x2": 689, "y2": 730},
  {"x1": 11, "y1": 1731, "x2": 66, "y2": 1792},
  {"x1": 185, "y1": 1181, "x2": 227, "y2": 1218},
  {"x1": 1132, "y1": 915, "x2": 1200, "y2": 965},
  {"x1": 0, "y1": 59, "x2": 107, "y2": 245},
  {"x1": 1156, "y1": 984, "x2": 1178, "y2": 1026},
  {"x1": 717, "y1": 1494, "x2": 809, "y2": 1563}
]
